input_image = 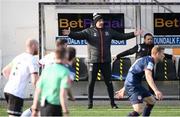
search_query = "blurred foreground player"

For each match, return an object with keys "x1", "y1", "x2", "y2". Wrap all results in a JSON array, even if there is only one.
[
  {"x1": 39, "y1": 38, "x2": 68, "y2": 67},
  {"x1": 31, "y1": 48, "x2": 70, "y2": 116},
  {"x1": 21, "y1": 39, "x2": 69, "y2": 117},
  {"x1": 66, "y1": 47, "x2": 76, "y2": 101}
]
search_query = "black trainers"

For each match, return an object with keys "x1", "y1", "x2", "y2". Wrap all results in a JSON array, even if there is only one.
[
  {"x1": 88, "y1": 104, "x2": 93, "y2": 109},
  {"x1": 111, "y1": 104, "x2": 118, "y2": 109}
]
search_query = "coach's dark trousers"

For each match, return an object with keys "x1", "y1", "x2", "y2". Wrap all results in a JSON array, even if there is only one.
[{"x1": 88, "y1": 62, "x2": 115, "y2": 105}]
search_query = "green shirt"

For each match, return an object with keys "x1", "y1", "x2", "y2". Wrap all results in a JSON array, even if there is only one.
[{"x1": 37, "y1": 63, "x2": 70, "y2": 105}]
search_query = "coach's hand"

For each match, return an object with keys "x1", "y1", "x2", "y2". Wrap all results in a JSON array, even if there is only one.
[
  {"x1": 62, "y1": 27, "x2": 70, "y2": 36},
  {"x1": 154, "y1": 90, "x2": 163, "y2": 100},
  {"x1": 115, "y1": 87, "x2": 125, "y2": 99},
  {"x1": 134, "y1": 29, "x2": 143, "y2": 36}
]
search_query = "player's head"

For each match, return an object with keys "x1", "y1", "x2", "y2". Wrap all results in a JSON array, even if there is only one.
[
  {"x1": 93, "y1": 13, "x2": 104, "y2": 28},
  {"x1": 151, "y1": 46, "x2": 165, "y2": 63},
  {"x1": 144, "y1": 33, "x2": 153, "y2": 45},
  {"x1": 54, "y1": 47, "x2": 68, "y2": 64},
  {"x1": 56, "y1": 39, "x2": 68, "y2": 49},
  {"x1": 25, "y1": 38, "x2": 39, "y2": 55},
  {"x1": 67, "y1": 47, "x2": 76, "y2": 65}
]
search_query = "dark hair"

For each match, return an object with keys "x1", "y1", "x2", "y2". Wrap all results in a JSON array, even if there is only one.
[
  {"x1": 67, "y1": 47, "x2": 76, "y2": 61},
  {"x1": 56, "y1": 39, "x2": 68, "y2": 47},
  {"x1": 55, "y1": 47, "x2": 67, "y2": 60},
  {"x1": 144, "y1": 33, "x2": 153, "y2": 39}
]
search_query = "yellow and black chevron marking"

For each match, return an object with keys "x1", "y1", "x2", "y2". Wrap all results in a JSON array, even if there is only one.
[
  {"x1": 164, "y1": 59, "x2": 168, "y2": 80},
  {"x1": 75, "y1": 58, "x2": 80, "y2": 81},
  {"x1": 97, "y1": 69, "x2": 101, "y2": 80},
  {"x1": 119, "y1": 59, "x2": 123, "y2": 81}
]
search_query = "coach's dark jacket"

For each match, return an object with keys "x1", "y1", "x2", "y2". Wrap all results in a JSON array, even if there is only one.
[
  {"x1": 116, "y1": 43, "x2": 173, "y2": 59},
  {"x1": 69, "y1": 27, "x2": 135, "y2": 63}
]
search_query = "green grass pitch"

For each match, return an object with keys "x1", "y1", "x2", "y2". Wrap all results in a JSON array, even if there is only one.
[{"x1": 0, "y1": 101, "x2": 180, "y2": 116}]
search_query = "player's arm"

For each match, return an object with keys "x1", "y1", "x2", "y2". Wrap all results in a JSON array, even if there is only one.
[
  {"x1": 29, "y1": 58, "x2": 39, "y2": 88},
  {"x1": 31, "y1": 87, "x2": 41, "y2": 117},
  {"x1": 115, "y1": 86, "x2": 125, "y2": 99},
  {"x1": 31, "y1": 76, "x2": 43, "y2": 117},
  {"x1": 31, "y1": 73, "x2": 39, "y2": 88},
  {"x1": 115, "y1": 45, "x2": 138, "y2": 60},
  {"x1": 60, "y1": 74, "x2": 71, "y2": 116},
  {"x1": 60, "y1": 87, "x2": 69, "y2": 116},
  {"x1": 145, "y1": 69, "x2": 163, "y2": 100},
  {"x1": 2, "y1": 62, "x2": 13, "y2": 79}
]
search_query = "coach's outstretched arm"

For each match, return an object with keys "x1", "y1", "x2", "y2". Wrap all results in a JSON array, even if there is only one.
[
  {"x1": 110, "y1": 29, "x2": 143, "y2": 40},
  {"x1": 62, "y1": 27, "x2": 88, "y2": 40},
  {"x1": 145, "y1": 69, "x2": 163, "y2": 100}
]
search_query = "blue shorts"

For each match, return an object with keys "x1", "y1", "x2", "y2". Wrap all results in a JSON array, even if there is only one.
[{"x1": 125, "y1": 85, "x2": 152, "y2": 104}]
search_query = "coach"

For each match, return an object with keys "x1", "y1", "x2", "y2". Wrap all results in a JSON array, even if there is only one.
[{"x1": 62, "y1": 13, "x2": 142, "y2": 109}]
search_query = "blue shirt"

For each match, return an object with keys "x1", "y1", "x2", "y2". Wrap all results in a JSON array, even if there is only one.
[
  {"x1": 65, "y1": 64, "x2": 76, "y2": 81},
  {"x1": 125, "y1": 56, "x2": 154, "y2": 86}
]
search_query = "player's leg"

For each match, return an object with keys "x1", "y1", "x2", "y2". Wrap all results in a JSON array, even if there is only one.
[
  {"x1": 142, "y1": 95, "x2": 156, "y2": 117},
  {"x1": 128, "y1": 103, "x2": 144, "y2": 116},
  {"x1": 20, "y1": 108, "x2": 32, "y2": 117},
  {"x1": 127, "y1": 93, "x2": 144, "y2": 116},
  {"x1": 100, "y1": 62, "x2": 118, "y2": 108},
  {"x1": 87, "y1": 63, "x2": 99, "y2": 109},
  {"x1": 40, "y1": 100, "x2": 62, "y2": 116},
  {"x1": 4, "y1": 93, "x2": 24, "y2": 117},
  {"x1": 125, "y1": 85, "x2": 146, "y2": 116}
]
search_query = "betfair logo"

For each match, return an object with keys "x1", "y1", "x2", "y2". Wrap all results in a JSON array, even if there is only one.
[
  {"x1": 154, "y1": 13, "x2": 180, "y2": 35},
  {"x1": 155, "y1": 18, "x2": 179, "y2": 28},
  {"x1": 59, "y1": 19, "x2": 91, "y2": 28}
]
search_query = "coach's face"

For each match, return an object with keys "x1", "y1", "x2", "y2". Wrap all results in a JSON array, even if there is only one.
[{"x1": 96, "y1": 19, "x2": 104, "y2": 28}]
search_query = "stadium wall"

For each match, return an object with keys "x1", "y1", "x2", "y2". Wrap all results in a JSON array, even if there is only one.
[
  {"x1": 0, "y1": 0, "x2": 2, "y2": 61},
  {"x1": 0, "y1": 0, "x2": 55, "y2": 98}
]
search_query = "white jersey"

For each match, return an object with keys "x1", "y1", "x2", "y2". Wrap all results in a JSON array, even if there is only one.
[
  {"x1": 39, "y1": 52, "x2": 55, "y2": 67},
  {"x1": 39, "y1": 53, "x2": 75, "y2": 81},
  {"x1": 4, "y1": 53, "x2": 39, "y2": 98}
]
